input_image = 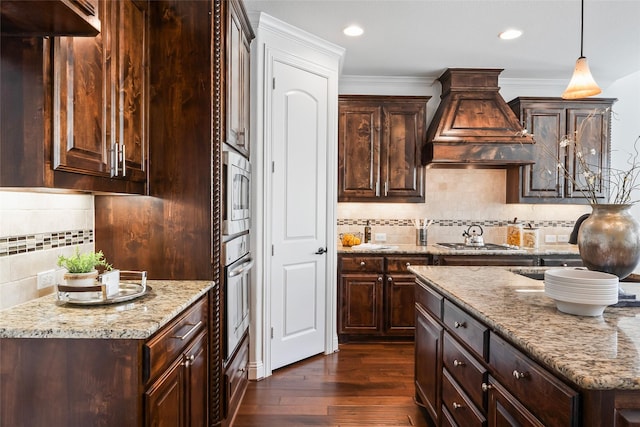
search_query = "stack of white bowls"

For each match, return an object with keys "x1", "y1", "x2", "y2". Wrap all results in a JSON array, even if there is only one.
[{"x1": 544, "y1": 268, "x2": 619, "y2": 316}]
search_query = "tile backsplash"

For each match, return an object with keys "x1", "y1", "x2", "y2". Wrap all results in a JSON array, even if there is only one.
[
  {"x1": 338, "y1": 169, "x2": 591, "y2": 245},
  {"x1": 0, "y1": 190, "x2": 95, "y2": 310}
]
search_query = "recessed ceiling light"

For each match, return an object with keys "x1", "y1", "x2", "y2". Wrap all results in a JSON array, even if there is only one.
[
  {"x1": 498, "y1": 29, "x2": 523, "y2": 40},
  {"x1": 343, "y1": 25, "x2": 364, "y2": 37}
]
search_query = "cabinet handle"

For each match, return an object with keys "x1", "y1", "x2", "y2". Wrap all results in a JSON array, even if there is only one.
[
  {"x1": 384, "y1": 181, "x2": 388, "y2": 196},
  {"x1": 360, "y1": 261, "x2": 366, "y2": 266},
  {"x1": 512, "y1": 369, "x2": 529, "y2": 380},
  {"x1": 453, "y1": 321, "x2": 466, "y2": 329},
  {"x1": 481, "y1": 382, "x2": 493, "y2": 392},
  {"x1": 452, "y1": 402, "x2": 463, "y2": 410},
  {"x1": 375, "y1": 181, "x2": 380, "y2": 197},
  {"x1": 387, "y1": 277, "x2": 392, "y2": 282},
  {"x1": 120, "y1": 143, "x2": 126, "y2": 177},
  {"x1": 172, "y1": 320, "x2": 203, "y2": 341},
  {"x1": 378, "y1": 276, "x2": 383, "y2": 282},
  {"x1": 110, "y1": 143, "x2": 118, "y2": 177},
  {"x1": 453, "y1": 359, "x2": 465, "y2": 367}
]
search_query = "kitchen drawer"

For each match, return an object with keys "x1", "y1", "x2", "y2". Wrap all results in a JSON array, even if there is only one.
[
  {"x1": 386, "y1": 256, "x2": 429, "y2": 273},
  {"x1": 443, "y1": 300, "x2": 488, "y2": 360},
  {"x1": 443, "y1": 332, "x2": 487, "y2": 410},
  {"x1": 442, "y1": 369, "x2": 486, "y2": 427},
  {"x1": 415, "y1": 278, "x2": 443, "y2": 319},
  {"x1": 489, "y1": 333, "x2": 579, "y2": 427},
  {"x1": 340, "y1": 256, "x2": 384, "y2": 273},
  {"x1": 145, "y1": 296, "x2": 208, "y2": 383},
  {"x1": 539, "y1": 257, "x2": 583, "y2": 267}
]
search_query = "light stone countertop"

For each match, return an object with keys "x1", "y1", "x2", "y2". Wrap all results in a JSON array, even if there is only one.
[
  {"x1": 0, "y1": 280, "x2": 215, "y2": 339},
  {"x1": 339, "y1": 243, "x2": 580, "y2": 256},
  {"x1": 409, "y1": 265, "x2": 640, "y2": 391}
]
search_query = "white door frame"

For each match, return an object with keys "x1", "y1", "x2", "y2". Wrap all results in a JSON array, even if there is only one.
[{"x1": 248, "y1": 12, "x2": 344, "y2": 379}]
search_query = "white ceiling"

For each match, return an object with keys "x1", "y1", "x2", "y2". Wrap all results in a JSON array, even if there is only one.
[{"x1": 243, "y1": 0, "x2": 640, "y2": 87}]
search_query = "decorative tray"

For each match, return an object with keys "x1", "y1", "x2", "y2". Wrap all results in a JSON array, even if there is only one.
[{"x1": 57, "y1": 270, "x2": 150, "y2": 306}]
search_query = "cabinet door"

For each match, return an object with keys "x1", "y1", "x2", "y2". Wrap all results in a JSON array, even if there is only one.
[
  {"x1": 226, "y1": 0, "x2": 251, "y2": 157},
  {"x1": 339, "y1": 273, "x2": 383, "y2": 335},
  {"x1": 112, "y1": 0, "x2": 147, "y2": 182},
  {"x1": 146, "y1": 359, "x2": 186, "y2": 427},
  {"x1": 381, "y1": 102, "x2": 425, "y2": 201},
  {"x1": 185, "y1": 331, "x2": 208, "y2": 427},
  {"x1": 386, "y1": 273, "x2": 416, "y2": 334},
  {"x1": 415, "y1": 303, "x2": 443, "y2": 424},
  {"x1": 338, "y1": 102, "x2": 382, "y2": 200},
  {"x1": 51, "y1": 0, "x2": 147, "y2": 191},
  {"x1": 487, "y1": 377, "x2": 544, "y2": 427},
  {"x1": 53, "y1": 33, "x2": 109, "y2": 177},
  {"x1": 520, "y1": 107, "x2": 565, "y2": 199},
  {"x1": 565, "y1": 107, "x2": 609, "y2": 200}
]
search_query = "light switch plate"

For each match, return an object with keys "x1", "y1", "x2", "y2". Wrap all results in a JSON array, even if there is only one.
[
  {"x1": 37, "y1": 269, "x2": 56, "y2": 290},
  {"x1": 374, "y1": 233, "x2": 386, "y2": 242}
]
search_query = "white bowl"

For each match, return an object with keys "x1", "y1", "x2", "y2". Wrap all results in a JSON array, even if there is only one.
[
  {"x1": 544, "y1": 277, "x2": 619, "y2": 290},
  {"x1": 544, "y1": 282, "x2": 618, "y2": 296},
  {"x1": 544, "y1": 288, "x2": 618, "y2": 305},
  {"x1": 554, "y1": 300, "x2": 608, "y2": 316},
  {"x1": 545, "y1": 268, "x2": 619, "y2": 285}
]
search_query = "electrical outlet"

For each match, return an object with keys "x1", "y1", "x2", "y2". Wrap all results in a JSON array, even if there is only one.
[
  {"x1": 37, "y1": 269, "x2": 56, "y2": 290},
  {"x1": 557, "y1": 234, "x2": 570, "y2": 243},
  {"x1": 545, "y1": 234, "x2": 557, "y2": 243},
  {"x1": 374, "y1": 233, "x2": 387, "y2": 242}
]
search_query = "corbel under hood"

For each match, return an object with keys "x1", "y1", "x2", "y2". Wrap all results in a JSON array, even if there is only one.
[{"x1": 422, "y1": 68, "x2": 535, "y2": 167}]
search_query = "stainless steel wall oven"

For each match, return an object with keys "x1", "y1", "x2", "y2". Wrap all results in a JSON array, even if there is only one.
[
  {"x1": 223, "y1": 233, "x2": 252, "y2": 358},
  {"x1": 222, "y1": 147, "x2": 251, "y2": 236}
]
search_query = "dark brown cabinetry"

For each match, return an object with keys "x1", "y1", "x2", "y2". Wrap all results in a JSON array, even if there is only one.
[
  {"x1": 338, "y1": 254, "x2": 428, "y2": 341},
  {"x1": 1, "y1": 0, "x2": 100, "y2": 36},
  {"x1": 338, "y1": 95, "x2": 429, "y2": 202},
  {"x1": 144, "y1": 297, "x2": 209, "y2": 427},
  {"x1": 507, "y1": 97, "x2": 616, "y2": 204},
  {"x1": 0, "y1": 0, "x2": 148, "y2": 194},
  {"x1": 0, "y1": 295, "x2": 209, "y2": 427},
  {"x1": 226, "y1": 0, "x2": 253, "y2": 157},
  {"x1": 415, "y1": 278, "x2": 580, "y2": 427},
  {"x1": 52, "y1": 0, "x2": 148, "y2": 190}
]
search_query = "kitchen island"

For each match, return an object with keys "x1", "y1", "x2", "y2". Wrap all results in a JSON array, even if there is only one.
[
  {"x1": 410, "y1": 265, "x2": 640, "y2": 426},
  {"x1": 0, "y1": 280, "x2": 215, "y2": 426}
]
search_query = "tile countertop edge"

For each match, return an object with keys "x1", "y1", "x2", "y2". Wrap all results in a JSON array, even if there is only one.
[
  {"x1": 0, "y1": 280, "x2": 216, "y2": 340},
  {"x1": 409, "y1": 266, "x2": 640, "y2": 391}
]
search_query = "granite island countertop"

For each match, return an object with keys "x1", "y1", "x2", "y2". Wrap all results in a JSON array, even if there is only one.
[
  {"x1": 409, "y1": 265, "x2": 640, "y2": 391},
  {"x1": 0, "y1": 280, "x2": 215, "y2": 339}
]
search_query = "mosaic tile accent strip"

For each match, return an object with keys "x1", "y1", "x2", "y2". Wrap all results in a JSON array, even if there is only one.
[
  {"x1": 337, "y1": 219, "x2": 576, "y2": 228},
  {"x1": 0, "y1": 230, "x2": 93, "y2": 258}
]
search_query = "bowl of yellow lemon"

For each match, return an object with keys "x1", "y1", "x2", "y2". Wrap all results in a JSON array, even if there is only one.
[{"x1": 340, "y1": 232, "x2": 362, "y2": 247}]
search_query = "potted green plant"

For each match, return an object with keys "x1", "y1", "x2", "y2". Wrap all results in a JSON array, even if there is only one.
[{"x1": 57, "y1": 247, "x2": 112, "y2": 287}]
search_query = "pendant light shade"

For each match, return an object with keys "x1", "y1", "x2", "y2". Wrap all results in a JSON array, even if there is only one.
[{"x1": 562, "y1": 0, "x2": 602, "y2": 99}]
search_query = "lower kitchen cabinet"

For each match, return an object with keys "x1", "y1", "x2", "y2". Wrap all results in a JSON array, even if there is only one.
[
  {"x1": 415, "y1": 278, "x2": 580, "y2": 427},
  {"x1": 222, "y1": 333, "x2": 249, "y2": 426},
  {"x1": 338, "y1": 254, "x2": 429, "y2": 341},
  {"x1": 0, "y1": 294, "x2": 209, "y2": 427}
]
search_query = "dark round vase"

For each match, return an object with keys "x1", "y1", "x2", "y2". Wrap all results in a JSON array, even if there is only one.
[{"x1": 578, "y1": 204, "x2": 640, "y2": 279}]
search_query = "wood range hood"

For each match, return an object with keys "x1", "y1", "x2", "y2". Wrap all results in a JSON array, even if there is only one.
[{"x1": 421, "y1": 68, "x2": 535, "y2": 168}]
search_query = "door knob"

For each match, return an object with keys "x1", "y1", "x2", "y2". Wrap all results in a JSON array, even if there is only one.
[{"x1": 315, "y1": 247, "x2": 327, "y2": 255}]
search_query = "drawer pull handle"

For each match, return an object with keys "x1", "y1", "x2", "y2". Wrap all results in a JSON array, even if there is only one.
[
  {"x1": 481, "y1": 382, "x2": 493, "y2": 392},
  {"x1": 512, "y1": 369, "x2": 529, "y2": 380},
  {"x1": 454, "y1": 321, "x2": 466, "y2": 329},
  {"x1": 453, "y1": 359, "x2": 465, "y2": 367},
  {"x1": 452, "y1": 402, "x2": 463, "y2": 410},
  {"x1": 360, "y1": 261, "x2": 366, "y2": 266},
  {"x1": 172, "y1": 320, "x2": 203, "y2": 341}
]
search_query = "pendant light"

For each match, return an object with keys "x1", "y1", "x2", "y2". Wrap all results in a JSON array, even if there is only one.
[{"x1": 562, "y1": 0, "x2": 602, "y2": 99}]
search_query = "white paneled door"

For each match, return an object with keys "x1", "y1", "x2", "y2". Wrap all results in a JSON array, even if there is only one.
[{"x1": 270, "y1": 59, "x2": 328, "y2": 370}]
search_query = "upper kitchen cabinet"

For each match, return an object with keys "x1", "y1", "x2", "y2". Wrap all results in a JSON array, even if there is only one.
[
  {"x1": 226, "y1": 0, "x2": 254, "y2": 158},
  {"x1": 506, "y1": 97, "x2": 616, "y2": 204},
  {"x1": 1, "y1": 0, "x2": 100, "y2": 37},
  {"x1": 0, "y1": 0, "x2": 148, "y2": 194},
  {"x1": 338, "y1": 95, "x2": 430, "y2": 202}
]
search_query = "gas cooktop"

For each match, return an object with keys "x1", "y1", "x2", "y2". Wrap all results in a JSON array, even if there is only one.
[{"x1": 437, "y1": 243, "x2": 521, "y2": 251}]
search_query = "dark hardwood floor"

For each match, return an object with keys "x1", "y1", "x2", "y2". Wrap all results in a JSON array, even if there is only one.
[{"x1": 233, "y1": 342, "x2": 430, "y2": 426}]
